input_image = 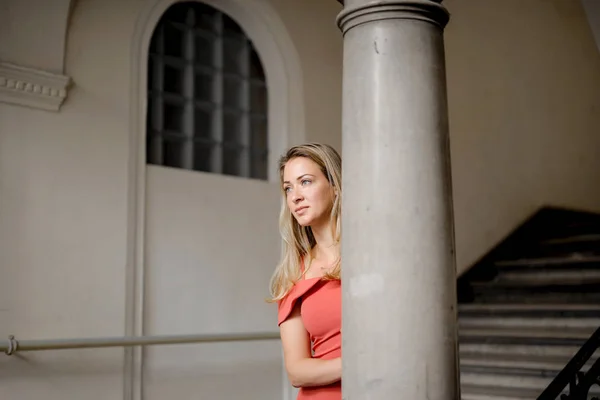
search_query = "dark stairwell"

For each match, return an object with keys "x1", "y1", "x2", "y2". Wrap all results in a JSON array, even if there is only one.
[{"x1": 456, "y1": 207, "x2": 600, "y2": 399}]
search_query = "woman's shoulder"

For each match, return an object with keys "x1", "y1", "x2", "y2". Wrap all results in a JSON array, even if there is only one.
[{"x1": 277, "y1": 277, "x2": 322, "y2": 326}]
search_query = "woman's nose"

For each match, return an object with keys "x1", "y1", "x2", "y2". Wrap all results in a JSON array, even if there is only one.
[{"x1": 292, "y1": 191, "x2": 303, "y2": 203}]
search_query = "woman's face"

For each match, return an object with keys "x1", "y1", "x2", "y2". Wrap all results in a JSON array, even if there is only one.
[{"x1": 282, "y1": 157, "x2": 335, "y2": 228}]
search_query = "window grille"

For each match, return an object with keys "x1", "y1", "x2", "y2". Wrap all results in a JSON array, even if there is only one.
[{"x1": 146, "y1": 2, "x2": 269, "y2": 180}]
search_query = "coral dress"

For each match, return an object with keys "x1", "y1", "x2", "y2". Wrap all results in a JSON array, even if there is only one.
[{"x1": 277, "y1": 276, "x2": 342, "y2": 399}]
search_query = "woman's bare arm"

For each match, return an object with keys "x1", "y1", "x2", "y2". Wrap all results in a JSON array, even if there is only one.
[{"x1": 279, "y1": 302, "x2": 341, "y2": 388}]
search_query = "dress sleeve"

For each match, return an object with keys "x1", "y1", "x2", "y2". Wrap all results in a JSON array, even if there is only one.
[
  {"x1": 277, "y1": 292, "x2": 297, "y2": 326},
  {"x1": 277, "y1": 278, "x2": 321, "y2": 326}
]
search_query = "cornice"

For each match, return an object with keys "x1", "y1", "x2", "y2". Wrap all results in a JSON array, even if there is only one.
[
  {"x1": 0, "y1": 62, "x2": 71, "y2": 112},
  {"x1": 337, "y1": 1, "x2": 449, "y2": 35}
]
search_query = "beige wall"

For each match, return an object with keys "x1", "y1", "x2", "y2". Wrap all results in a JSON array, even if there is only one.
[
  {"x1": 270, "y1": 0, "x2": 343, "y2": 148},
  {"x1": 444, "y1": 0, "x2": 600, "y2": 273},
  {"x1": 143, "y1": 167, "x2": 284, "y2": 399},
  {"x1": 0, "y1": 0, "x2": 341, "y2": 399},
  {"x1": 0, "y1": 0, "x2": 72, "y2": 73},
  {"x1": 2, "y1": 0, "x2": 600, "y2": 398}
]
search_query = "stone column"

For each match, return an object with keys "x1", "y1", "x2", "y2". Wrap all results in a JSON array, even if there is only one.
[{"x1": 337, "y1": 1, "x2": 459, "y2": 399}]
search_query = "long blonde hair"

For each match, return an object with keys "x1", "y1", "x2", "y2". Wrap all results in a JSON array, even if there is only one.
[{"x1": 267, "y1": 143, "x2": 342, "y2": 302}]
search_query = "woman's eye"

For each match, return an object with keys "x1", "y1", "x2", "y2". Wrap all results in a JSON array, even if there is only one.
[
  {"x1": 301, "y1": 179, "x2": 311, "y2": 185},
  {"x1": 284, "y1": 187, "x2": 291, "y2": 193}
]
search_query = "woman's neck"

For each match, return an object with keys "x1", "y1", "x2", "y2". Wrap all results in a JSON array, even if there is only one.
[{"x1": 310, "y1": 222, "x2": 339, "y2": 263}]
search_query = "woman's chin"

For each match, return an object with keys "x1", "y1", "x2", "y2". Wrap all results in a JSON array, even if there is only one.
[{"x1": 294, "y1": 215, "x2": 313, "y2": 227}]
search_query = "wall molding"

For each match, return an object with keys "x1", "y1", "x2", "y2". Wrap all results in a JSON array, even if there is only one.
[{"x1": 0, "y1": 62, "x2": 71, "y2": 111}]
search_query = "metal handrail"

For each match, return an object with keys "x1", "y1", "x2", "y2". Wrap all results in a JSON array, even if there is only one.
[
  {"x1": 2, "y1": 331, "x2": 281, "y2": 356},
  {"x1": 537, "y1": 325, "x2": 600, "y2": 400}
]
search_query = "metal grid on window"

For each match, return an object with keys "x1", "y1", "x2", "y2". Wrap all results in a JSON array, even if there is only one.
[{"x1": 146, "y1": 2, "x2": 269, "y2": 180}]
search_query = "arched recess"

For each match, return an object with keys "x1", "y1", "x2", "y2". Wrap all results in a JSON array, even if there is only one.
[{"x1": 124, "y1": 1, "x2": 305, "y2": 399}]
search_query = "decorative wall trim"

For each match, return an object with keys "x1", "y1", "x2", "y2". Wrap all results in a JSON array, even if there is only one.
[{"x1": 0, "y1": 62, "x2": 71, "y2": 111}]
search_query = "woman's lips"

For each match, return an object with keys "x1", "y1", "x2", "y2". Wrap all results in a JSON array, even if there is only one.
[{"x1": 295, "y1": 206, "x2": 309, "y2": 215}]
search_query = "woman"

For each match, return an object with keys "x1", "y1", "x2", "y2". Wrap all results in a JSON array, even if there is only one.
[{"x1": 268, "y1": 143, "x2": 342, "y2": 399}]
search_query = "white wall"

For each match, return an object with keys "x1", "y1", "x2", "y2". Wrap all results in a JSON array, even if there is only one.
[
  {"x1": 0, "y1": 0, "x2": 342, "y2": 399},
  {"x1": 268, "y1": 0, "x2": 343, "y2": 148},
  {"x1": 0, "y1": 62, "x2": 129, "y2": 400},
  {"x1": 444, "y1": 0, "x2": 600, "y2": 274},
  {"x1": 143, "y1": 167, "x2": 283, "y2": 399},
  {"x1": 0, "y1": 0, "x2": 72, "y2": 73},
  {"x1": 3, "y1": 0, "x2": 600, "y2": 398}
]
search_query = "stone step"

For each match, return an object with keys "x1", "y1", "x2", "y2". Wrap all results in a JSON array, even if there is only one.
[
  {"x1": 460, "y1": 372, "x2": 600, "y2": 396},
  {"x1": 459, "y1": 343, "x2": 582, "y2": 358},
  {"x1": 462, "y1": 393, "x2": 600, "y2": 400},
  {"x1": 470, "y1": 293, "x2": 600, "y2": 305},
  {"x1": 492, "y1": 270, "x2": 600, "y2": 286},
  {"x1": 471, "y1": 280, "x2": 600, "y2": 292},
  {"x1": 470, "y1": 293, "x2": 600, "y2": 302},
  {"x1": 516, "y1": 239, "x2": 600, "y2": 258},
  {"x1": 469, "y1": 285, "x2": 600, "y2": 304},
  {"x1": 459, "y1": 316, "x2": 600, "y2": 330},
  {"x1": 531, "y1": 214, "x2": 600, "y2": 234},
  {"x1": 459, "y1": 303, "x2": 600, "y2": 312},
  {"x1": 460, "y1": 325, "x2": 595, "y2": 339},
  {"x1": 530, "y1": 228, "x2": 600, "y2": 246},
  {"x1": 459, "y1": 351, "x2": 597, "y2": 375},
  {"x1": 493, "y1": 260, "x2": 600, "y2": 275},
  {"x1": 461, "y1": 386, "x2": 544, "y2": 400},
  {"x1": 495, "y1": 255, "x2": 600, "y2": 268},
  {"x1": 541, "y1": 234, "x2": 600, "y2": 245},
  {"x1": 456, "y1": 211, "x2": 600, "y2": 399},
  {"x1": 459, "y1": 326, "x2": 592, "y2": 346},
  {"x1": 458, "y1": 303, "x2": 600, "y2": 318}
]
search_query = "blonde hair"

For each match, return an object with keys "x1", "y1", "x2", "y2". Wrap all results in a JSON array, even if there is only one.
[{"x1": 267, "y1": 143, "x2": 342, "y2": 302}]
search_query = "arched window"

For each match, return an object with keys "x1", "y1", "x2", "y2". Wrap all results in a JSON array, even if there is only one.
[{"x1": 146, "y1": 2, "x2": 268, "y2": 180}]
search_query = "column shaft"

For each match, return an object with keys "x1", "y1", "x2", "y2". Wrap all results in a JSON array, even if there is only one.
[{"x1": 337, "y1": 1, "x2": 459, "y2": 399}]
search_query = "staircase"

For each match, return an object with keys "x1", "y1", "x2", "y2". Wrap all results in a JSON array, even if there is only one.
[{"x1": 457, "y1": 207, "x2": 600, "y2": 400}]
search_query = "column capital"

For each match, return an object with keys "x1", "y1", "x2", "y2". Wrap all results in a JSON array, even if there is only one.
[{"x1": 336, "y1": 0, "x2": 450, "y2": 35}]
